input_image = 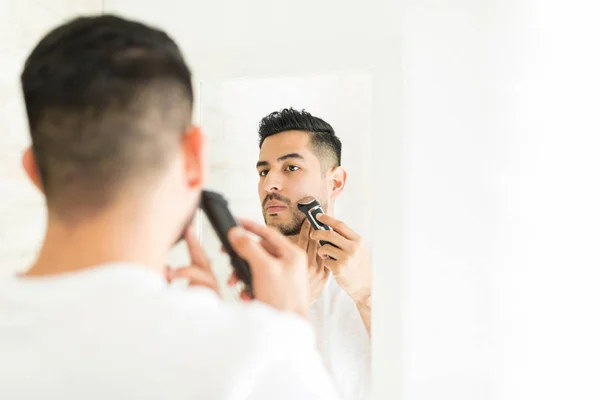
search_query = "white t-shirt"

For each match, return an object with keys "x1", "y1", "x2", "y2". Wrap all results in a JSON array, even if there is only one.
[
  {"x1": 309, "y1": 275, "x2": 372, "y2": 400},
  {"x1": 0, "y1": 264, "x2": 341, "y2": 400}
]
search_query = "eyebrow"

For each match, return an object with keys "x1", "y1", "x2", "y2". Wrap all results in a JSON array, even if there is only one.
[{"x1": 256, "y1": 152, "x2": 305, "y2": 169}]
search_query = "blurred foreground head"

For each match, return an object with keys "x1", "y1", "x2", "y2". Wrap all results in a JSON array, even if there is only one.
[{"x1": 20, "y1": 14, "x2": 203, "y2": 245}]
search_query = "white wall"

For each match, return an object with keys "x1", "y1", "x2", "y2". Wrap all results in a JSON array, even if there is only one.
[
  {"x1": 0, "y1": 0, "x2": 103, "y2": 277},
  {"x1": 487, "y1": 2, "x2": 600, "y2": 398},
  {"x1": 395, "y1": 1, "x2": 600, "y2": 399}
]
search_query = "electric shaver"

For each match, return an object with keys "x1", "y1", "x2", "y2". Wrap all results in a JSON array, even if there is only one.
[
  {"x1": 200, "y1": 190, "x2": 253, "y2": 294},
  {"x1": 297, "y1": 196, "x2": 334, "y2": 247}
]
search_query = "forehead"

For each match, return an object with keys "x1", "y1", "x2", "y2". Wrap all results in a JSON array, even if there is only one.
[{"x1": 258, "y1": 130, "x2": 313, "y2": 161}]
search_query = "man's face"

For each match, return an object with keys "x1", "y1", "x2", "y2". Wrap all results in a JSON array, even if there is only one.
[{"x1": 257, "y1": 130, "x2": 329, "y2": 236}]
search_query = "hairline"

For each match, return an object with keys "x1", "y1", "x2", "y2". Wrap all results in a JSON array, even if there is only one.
[{"x1": 259, "y1": 129, "x2": 339, "y2": 172}]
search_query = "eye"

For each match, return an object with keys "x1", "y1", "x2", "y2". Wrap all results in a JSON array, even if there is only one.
[
  {"x1": 285, "y1": 165, "x2": 299, "y2": 172},
  {"x1": 258, "y1": 170, "x2": 268, "y2": 177}
]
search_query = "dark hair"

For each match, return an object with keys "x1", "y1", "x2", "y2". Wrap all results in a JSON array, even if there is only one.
[
  {"x1": 20, "y1": 14, "x2": 193, "y2": 218},
  {"x1": 258, "y1": 108, "x2": 342, "y2": 168}
]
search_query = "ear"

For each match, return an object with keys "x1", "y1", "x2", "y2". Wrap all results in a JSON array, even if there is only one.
[
  {"x1": 329, "y1": 166, "x2": 347, "y2": 199},
  {"x1": 21, "y1": 146, "x2": 43, "y2": 193},
  {"x1": 181, "y1": 125, "x2": 204, "y2": 189}
]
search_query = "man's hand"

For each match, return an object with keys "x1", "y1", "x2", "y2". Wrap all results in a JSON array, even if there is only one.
[
  {"x1": 227, "y1": 219, "x2": 310, "y2": 317},
  {"x1": 296, "y1": 218, "x2": 330, "y2": 305},
  {"x1": 310, "y1": 214, "x2": 372, "y2": 334},
  {"x1": 165, "y1": 225, "x2": 220, "y2": 294},
  {"x1": 228, "y1": 219, "x2": 331, "y2": 306}
]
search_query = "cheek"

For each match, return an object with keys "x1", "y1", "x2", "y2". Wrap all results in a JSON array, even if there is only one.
[
  {"x1": 292, "y1": 172, "x2": 323, "y2": 198},
  {"x1": 257, "y1": 177, "x2": 268, "y2": 196}
]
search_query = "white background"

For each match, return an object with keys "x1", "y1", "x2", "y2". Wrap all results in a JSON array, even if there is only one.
[{"x1": 1, "y1": 0, "x2": 599, "y2": 399}]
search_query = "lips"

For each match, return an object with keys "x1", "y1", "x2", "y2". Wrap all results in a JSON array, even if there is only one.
[{"x1": 265, "y1": 201, "x2": 287, "y2": 213}]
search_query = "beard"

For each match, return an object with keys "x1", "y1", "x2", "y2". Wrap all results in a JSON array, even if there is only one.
[
  {"x1": 276, "y1": 208, "x2": 306, "y2": 236},
  {"x1": 262, "y1": 192, "x2": 328, "y2": 237}
]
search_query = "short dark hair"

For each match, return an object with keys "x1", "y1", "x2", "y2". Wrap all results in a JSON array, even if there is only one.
[
  {"x1": 20, "y1": 14, "x2": 193, "y2": 218},
  {"x1": 258, "y1": 108, "x2": 342, "y2": 168}
]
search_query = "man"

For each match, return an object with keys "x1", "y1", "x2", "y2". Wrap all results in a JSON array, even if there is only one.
[
  {"x1": 0, "y1": 15, "x2": 341, "y2": 400},
  {"x1": 231, "y1": 108, "x2": 372, "y2": 399}
]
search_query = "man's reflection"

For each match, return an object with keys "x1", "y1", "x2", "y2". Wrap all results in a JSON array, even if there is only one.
[{"x1": 253, "y1": 108, "x2": 373, "y2": 399}]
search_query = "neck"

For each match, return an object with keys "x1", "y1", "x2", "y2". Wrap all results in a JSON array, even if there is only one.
[{"x1": 24, "y1": 205, "x2": 171, "y2": 278}]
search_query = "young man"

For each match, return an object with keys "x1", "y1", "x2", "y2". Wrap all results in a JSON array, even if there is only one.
[
  {"x1": 0, "y1": 15, "x2": 341, "y2": 400},
  {"x1": 232, "y1": 108, "x2": 372, "y2": 399}
]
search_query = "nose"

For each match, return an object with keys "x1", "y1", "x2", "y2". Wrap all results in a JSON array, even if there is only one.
[{"x1": 262, "y1": 170, "x2": 283, "y2": 194}]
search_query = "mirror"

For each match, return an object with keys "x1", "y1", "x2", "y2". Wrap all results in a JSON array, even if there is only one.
[
  {"x1": 191, "y1": 71, "x2": 374, "y2": 300},
  {"x1": 185, "y1": 70, "x2": 375, "y2": 400}
]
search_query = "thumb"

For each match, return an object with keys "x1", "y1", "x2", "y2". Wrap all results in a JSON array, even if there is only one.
[{"x1": 228, "y1": 227, "x2": 270, "y2": 273}]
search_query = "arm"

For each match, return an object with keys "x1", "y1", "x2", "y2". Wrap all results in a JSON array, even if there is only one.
[
  {"x1": 355, "y1": 293, "x2": 372, "y2": 337},
  {"x1": 310, "y1": 214, "x2": 373, "y2": 338}
]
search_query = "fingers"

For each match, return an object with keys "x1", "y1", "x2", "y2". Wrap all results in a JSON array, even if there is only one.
[
  {"x1": 164, "y1": 265, "x2": 173, "y2": 281},
  {"x1": 240, "y1": 290, "x2": 253, "y2": 302},
  {"x1": 185, "y1": 224, "x2": 210, "y2": 271},
  {"x1": 238, "y1": 219, "x2": 291, "y2": 257},
  {"x1": 170, "y1": 266, "x2": 220, "y2": 294},
  {"x1": 227, "y1": 271, "x2": 253, "y2": 302},
  {"x1": 228, "y1": 226, "x2": 272, "y2": 271},
  {"x1": 296, "y1": 218, "x2": 312, "y2": 252},
  {"x1": 238, "y1": 219, "x2": 299, "y2": 257},
  {"x1": 257, "y1": 234, "x2": 280, "y2": 257},
  {"x1": 306, "y1": 229, "x2": 319, "y2": 268},
  {"x1": 310, "y1": 229, "x2": 352, "y2": 251},
  {"x1": 316, "y1": 214, "x2": 359, "y2": 240},
  {"x1": 317, "y1": 244, "x2": 345, "y2": 264},
  {"x1": 227, "y1": 271, "x2": 240, "y2": 287}
]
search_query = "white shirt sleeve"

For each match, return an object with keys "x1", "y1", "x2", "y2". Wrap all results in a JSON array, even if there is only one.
[{"x1": 245, "y1": 348, "x2": 342, "y2": 400}]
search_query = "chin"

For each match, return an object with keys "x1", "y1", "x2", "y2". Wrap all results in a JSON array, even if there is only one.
[
  {"x1": 266, "y1": 212, "x2": 285, "y2": 220},
  {"x1": 265, "y1": 215, "x2": 285, "y2": 225}
]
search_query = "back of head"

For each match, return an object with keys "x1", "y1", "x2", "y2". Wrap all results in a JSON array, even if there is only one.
[
  {"x1": 21, "y1": 14, "x2": 193, "y2": 220},
  {"x1": 258, "y1": 108, "x2": 342, "y2": 171}
]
